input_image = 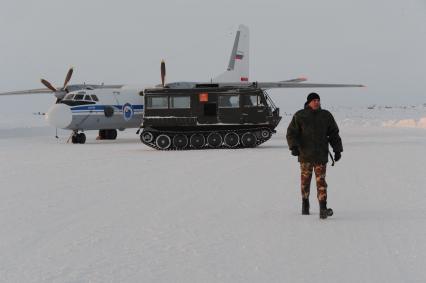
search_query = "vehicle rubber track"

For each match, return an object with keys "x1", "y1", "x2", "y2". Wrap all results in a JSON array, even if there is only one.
[{"x1": 140, "y1": 127, "x2": 275, "y2": 151}]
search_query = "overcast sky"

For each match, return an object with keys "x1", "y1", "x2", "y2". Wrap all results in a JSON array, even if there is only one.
[{"x1": 0, "y1": 0, "x2": 425, "y2": 111}]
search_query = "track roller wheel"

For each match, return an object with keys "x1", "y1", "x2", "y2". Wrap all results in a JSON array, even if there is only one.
[
  {"x1": 241, "y1": 132, "x2": 256, "y2": 147},
  {"x1": 207, "y1": 132, "x2": 222, "y2": 148},
  {"x1": 156, "y1": 134, "x2": 171, "y2": 150},
  {"x1": 173, "y1": 134, "x2": 188, "y2": 149},
  {"x1": 224, "y1": 132, "x2": 239, "y2": 148},
  {"x1": 141, "y1": 131, "x2": 154, "y2": 143},
  {"x1": 260, "y1": 129, "x2": 271, "y2": 140},
  {"x1": 190, "y1": 133, "x2": 205, "y2": 149}
]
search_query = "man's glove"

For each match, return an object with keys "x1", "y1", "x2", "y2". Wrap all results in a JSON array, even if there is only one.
[
  {"x1": 291, "y1": 147, "x2": 300, "y2": 156},
  {"x1": 334, "y1": 152, "x2": 341, "y2": 162}
]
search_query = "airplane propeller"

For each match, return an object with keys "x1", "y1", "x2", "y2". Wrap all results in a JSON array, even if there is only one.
[
  {"x1": 63, "y1": 67, "x2": 74, "y2": 89},
  {"x1": 40, "y1": 67, "x2": 74, "y2": 102},
  {"x1": 40, "y1": 79, "x2": 57, "y2": 92},
  {"x1": 160, "y1": 60, "x2": 166, "y2": 87}
]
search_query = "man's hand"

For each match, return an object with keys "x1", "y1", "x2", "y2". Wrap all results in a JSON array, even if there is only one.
[
  {"x1": 291, "y1": 147, "x2": 300, "y2": 156},
  {"x1": 334, "y1": 152, "x2": 341, "y2": 162}
]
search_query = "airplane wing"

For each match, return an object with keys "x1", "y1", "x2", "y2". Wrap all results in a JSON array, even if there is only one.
[
  {"x1": 217, "y1": 81, "x2": 365, "y2": 89},
  {"x1": 100, "y1": 84, "x2": 125, "y2": 89},
  {"x1": 256, "y1": 82, "x2": 365, "y2": 89},
  {"x1": 0, "y1": 88, "x2": 51, "y2": 96},
  {"x1": 280, "y1": 77, "x2": 308, "y2": 83},
  {"x1": 0, "y1": 84, "x2": 124, "y2": 96}
]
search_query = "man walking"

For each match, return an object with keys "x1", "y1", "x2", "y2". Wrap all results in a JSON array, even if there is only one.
[{"x1": 286, "y1": 93, "x2": 343, "y2": 219}]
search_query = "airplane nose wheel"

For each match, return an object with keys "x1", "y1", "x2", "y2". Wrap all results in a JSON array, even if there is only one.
[{"x1": 71, "y1": 132, "x2": 86, "y2": 144}]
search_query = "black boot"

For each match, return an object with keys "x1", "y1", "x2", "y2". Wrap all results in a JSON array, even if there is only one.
[
  {"x1": 319, "y1": 201, "x2": 333, "y2": 219},
  {"x1": 302, "y1": 199, "x2": 310, "y2": 215}
]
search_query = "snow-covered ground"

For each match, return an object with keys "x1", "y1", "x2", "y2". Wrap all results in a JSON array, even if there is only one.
[{"x1": 1, "y1": 105, "x2": 426, "y2": 282}]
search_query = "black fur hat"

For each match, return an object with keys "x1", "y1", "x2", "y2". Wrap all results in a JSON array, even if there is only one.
[{"x1": 306, "y1": 92, "x2": 320, "y2": 104}]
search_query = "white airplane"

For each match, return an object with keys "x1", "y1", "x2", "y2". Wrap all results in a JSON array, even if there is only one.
[
  {"x1": 47, "y1": 86, "x2": 145, "y2": 143},
  {"x1": 0, "y1": 25, "x2": 252, "y2": 144}
]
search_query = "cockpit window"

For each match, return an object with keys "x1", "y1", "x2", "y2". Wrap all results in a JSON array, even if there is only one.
[
  {"x1": 91, "y1": 95, "x2": 99, "y2": 102},
  {"x1": 74, "y1": 94, "x2": 84, "y2": 100},
  {"x1": 64, "y1": 94, "x2": 74, "y2": 100},
  {"x1": 84, "y1": 95, "x2": 92, "y2": 101}
]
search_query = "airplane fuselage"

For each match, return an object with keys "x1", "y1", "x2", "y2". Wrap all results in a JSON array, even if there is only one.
[{"x1": 47, "y1": 86, "x2": 145, "y2": 131}]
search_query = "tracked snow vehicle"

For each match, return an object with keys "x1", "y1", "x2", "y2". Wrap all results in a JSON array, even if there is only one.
[{"x1": 139, "y1": 85, "x2": 282, "y2": 150}]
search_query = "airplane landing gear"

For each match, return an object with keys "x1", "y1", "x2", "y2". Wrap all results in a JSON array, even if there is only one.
[
  {"x1": 71, "y1": 132, "x2": 86, "y2": 144},
  {"x1": 98, "y1": 129, "x2": 118, "y2": 140}
]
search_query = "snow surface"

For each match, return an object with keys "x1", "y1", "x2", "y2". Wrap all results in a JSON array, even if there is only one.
[{"x1": 1, "y1": 106, "x2": 426, "y2": 282}]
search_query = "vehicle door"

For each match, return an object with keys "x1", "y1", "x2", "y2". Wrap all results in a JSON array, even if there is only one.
[
  {"x1": 240, "y1": 93, "x2": 267, "y2": 124},
  {"x1": 217, "y1": 93, "x2": 241, "y2": 124}
]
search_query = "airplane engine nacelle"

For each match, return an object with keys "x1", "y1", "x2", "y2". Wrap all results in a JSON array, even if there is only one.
[{"x1": 46, "y1": 104, "x2": 72, "y2": 129}]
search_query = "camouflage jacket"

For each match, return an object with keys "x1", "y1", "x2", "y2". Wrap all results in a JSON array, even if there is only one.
[{"x1": 286, "y1": 106, "x2": 343, "y2": 163}]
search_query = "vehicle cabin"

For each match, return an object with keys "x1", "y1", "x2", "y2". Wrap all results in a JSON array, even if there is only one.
[{"x1": 141, "y1": 86, "x2": 274, "y2": 128}]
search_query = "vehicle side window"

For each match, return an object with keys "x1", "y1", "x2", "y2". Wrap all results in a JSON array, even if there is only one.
[
  {"x1": 242, "y1": 95, "x2": 258, "y2": 107},
  {"x1": 218, "y1": 95, "x2": 239, "y2": 108},
  {"x1": 147, "y1": 96, "x2": 169, "y2": 109},
  {"x1": 91, "y1": 95, "x2": 99, "y2": 102},
  {"x1": 84, "y1": 95, "x2": 92, "y2": 101},
  {"x1": 170, "y1": 96, "x2": 190, "y2": 109},
  {"x1": 74, "y1": 94, "x2": 84, "y2": 100}
]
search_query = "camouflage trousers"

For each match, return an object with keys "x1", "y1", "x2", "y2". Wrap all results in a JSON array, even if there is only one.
[{"x1": 300, "y1": 162, "x2": 328, "y2": 201}]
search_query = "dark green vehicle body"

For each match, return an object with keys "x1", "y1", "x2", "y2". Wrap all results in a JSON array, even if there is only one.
[{"x1": 139, "y1": 85, "x2": 282, "y2": 150}]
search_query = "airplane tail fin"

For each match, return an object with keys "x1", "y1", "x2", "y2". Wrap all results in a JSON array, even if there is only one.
[{"x1": 213, "y1": 24, "x2": 249, "y2": 82}]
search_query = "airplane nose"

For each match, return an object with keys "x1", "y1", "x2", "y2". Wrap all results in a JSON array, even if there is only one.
[{"x1": 46, "y1": 103, "x2": 72, "y2": 129}]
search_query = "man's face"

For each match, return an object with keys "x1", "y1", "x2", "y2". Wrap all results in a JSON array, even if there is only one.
[{"x1": 308, "y1": 99, "x2": 321, "y2": 110}]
